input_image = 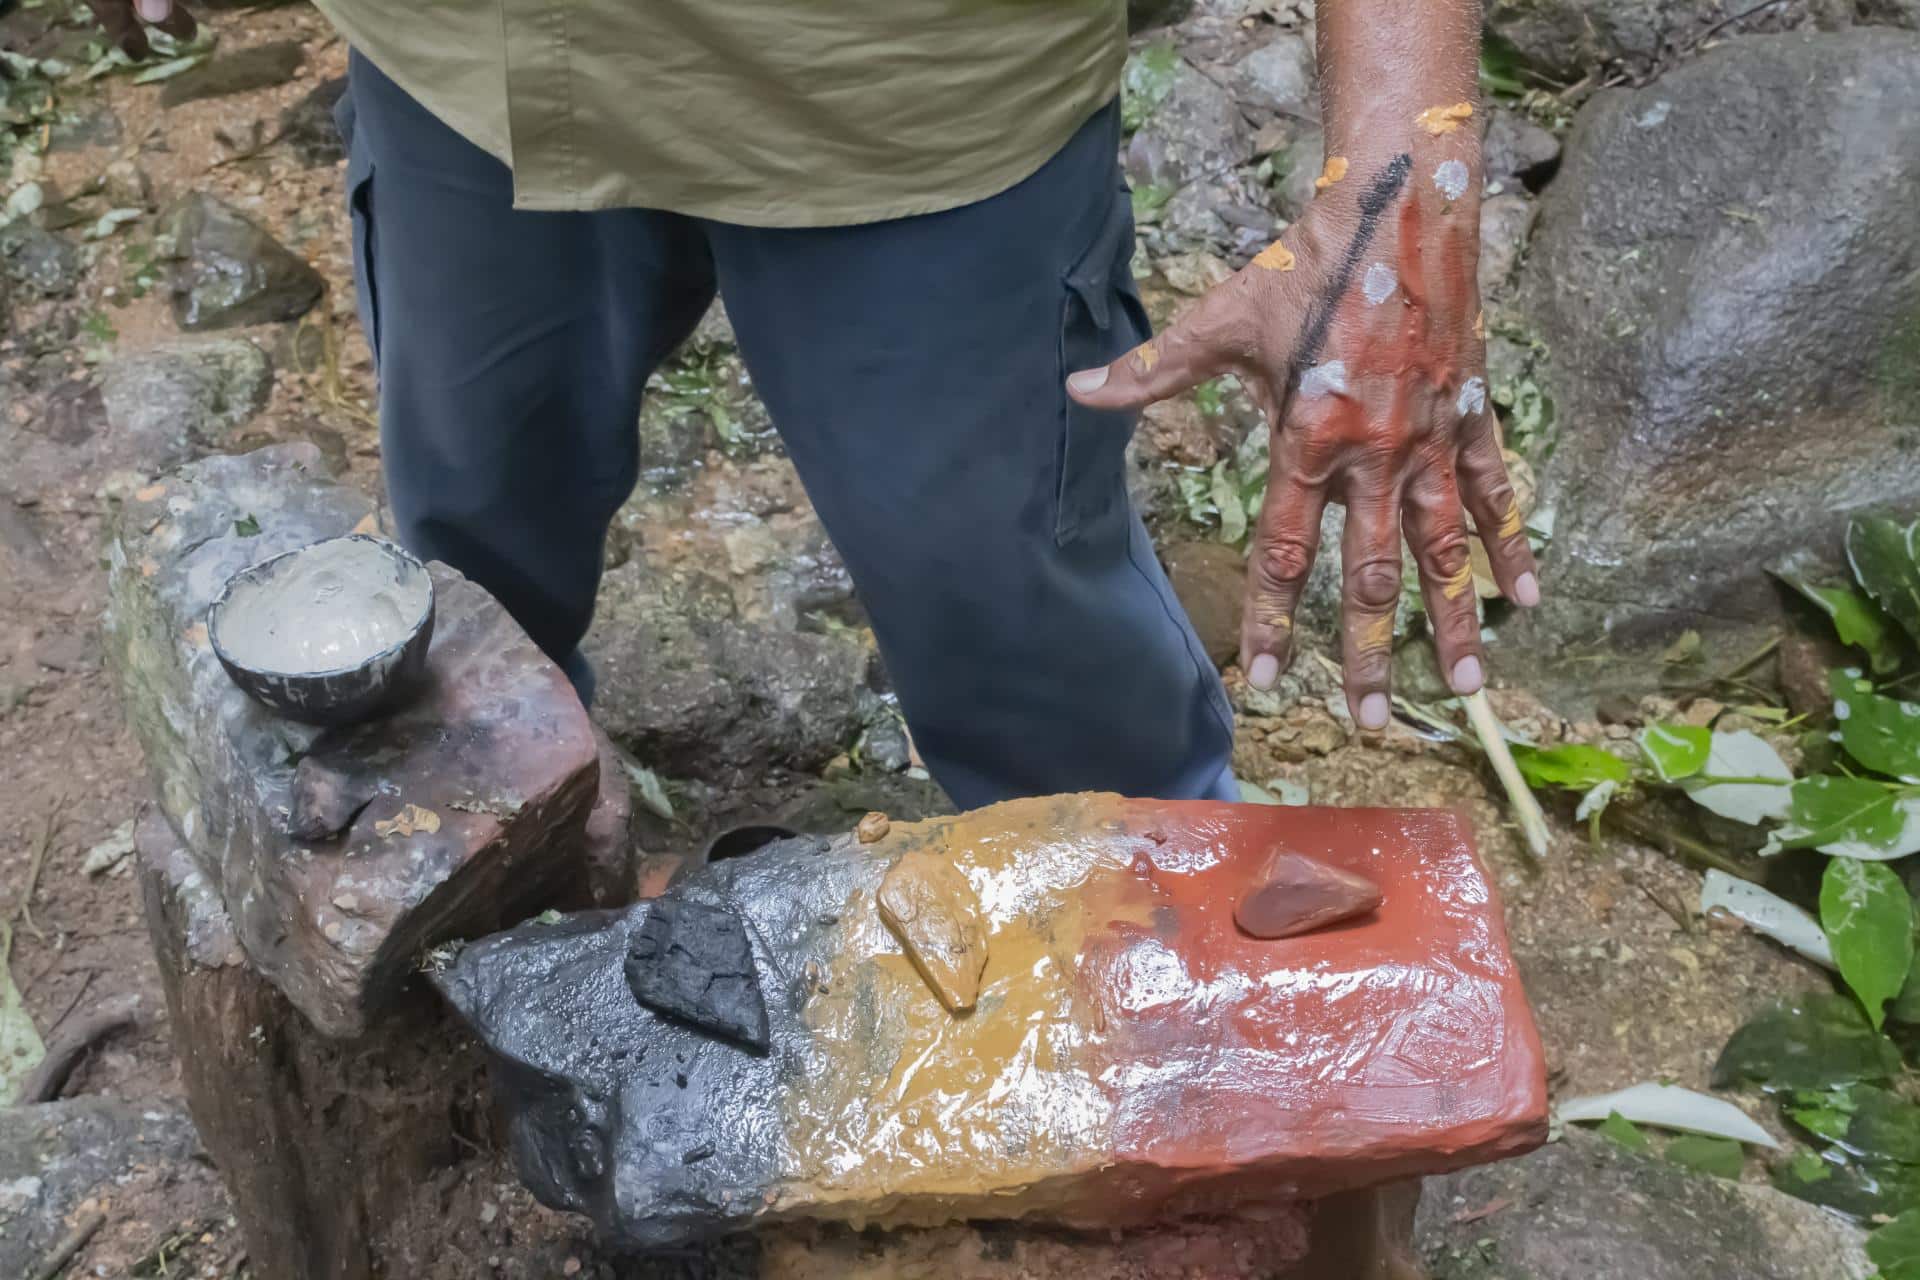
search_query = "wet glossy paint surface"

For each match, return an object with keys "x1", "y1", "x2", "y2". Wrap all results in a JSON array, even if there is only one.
[{"x1": 439, "y1": 794, "x2": 1546, "y2": 1246}]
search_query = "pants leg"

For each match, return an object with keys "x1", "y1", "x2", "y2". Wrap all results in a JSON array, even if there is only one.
[
  {"x1": 338, "y1": 53, "x2": 716, "y2": 695},
  {"x1": 703, "y1": 103, "x2": 1236, "y2": 808}
]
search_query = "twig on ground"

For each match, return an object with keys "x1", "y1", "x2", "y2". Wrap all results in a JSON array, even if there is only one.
[
  {"x1": 1603, "y1": 801, "x2": 1761, "y2": 883},
  {"x1": 13, "y1": 794, "x2": 70, "y2": 944},
  {"x1": 28, "y1": 1209, "x2": 105, "y2": 1280},
  {"x1": 1464, "y1": 691, "x2": 1552, "y2": 860},
  {"x1": 21, "y1": 995, "x2": 139, "y2": 1103}
]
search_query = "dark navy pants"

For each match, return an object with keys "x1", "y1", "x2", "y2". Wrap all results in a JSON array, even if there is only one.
[{"x1": 337, "y1": 54, "x2": 1235, "y2": 808}]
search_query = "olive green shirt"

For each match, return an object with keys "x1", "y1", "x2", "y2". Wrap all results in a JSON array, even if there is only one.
[{"x1": 313, "y1": 0, "x2": 1127, "y2": 227}]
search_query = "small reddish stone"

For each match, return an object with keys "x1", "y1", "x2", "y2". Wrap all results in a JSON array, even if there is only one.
[{"x1": 1235, "y1": 850, "x2": 1384, "y2": 939}]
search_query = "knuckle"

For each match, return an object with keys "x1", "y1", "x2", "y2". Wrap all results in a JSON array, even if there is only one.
[
  {"x1": 1345, "y1": 556, "x2": 1402, "y2": 610},
  {"x1": 1418, "y1": 529, "x2": 1473, "y2": 579},
  {"x1": 1256, "y1": 536, "x2": 1316, "y2": 586}
]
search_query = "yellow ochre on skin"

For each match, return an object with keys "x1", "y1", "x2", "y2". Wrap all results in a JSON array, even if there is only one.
[
  {"x1": 1415, "y1": 102, "x2": 1473, "y2": 135},
  {"x1": 1362, "y1": 613, "x2": 1394, "y2": 652},
  {"x1": 1133, "y1": 342, "x2": 1159, "y2": 373},
  {"x1": 1442, "y1": 560, "x2": 1474, "y2": 600},
  {"x1": 1498, "y1": 499, "x2": 1525, "y2": 539},
  {"x1": 1314, "y1": 156, "x2": 1348, "y2": 190},
  {"x1": 1252, "y1": 241, "x2": 1297, "y2": 271}
]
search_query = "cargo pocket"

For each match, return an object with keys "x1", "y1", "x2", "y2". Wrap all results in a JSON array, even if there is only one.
[
  {"x1": 335, "y1": 88, "x2": 382, "y2": 368},
  {"x1": 1055, "y1": 186, "x2": 1151, "y2": 547}
]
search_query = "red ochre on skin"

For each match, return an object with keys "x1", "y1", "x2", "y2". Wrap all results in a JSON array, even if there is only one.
[{"x1": 1072, "y1": 800, "x2": 1544, "y2": 1206}]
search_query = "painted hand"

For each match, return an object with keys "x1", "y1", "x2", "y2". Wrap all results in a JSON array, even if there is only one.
[
  {"x1": 83, "y1": 0, "x2": 196, "y2": 59},
  {"x1": 1067, "y1": 132, "x2": 1539, "y2": 731}
]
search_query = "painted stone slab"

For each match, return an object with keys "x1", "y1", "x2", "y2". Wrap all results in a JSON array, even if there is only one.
[
  {"x1": 436, "y1": 794, "x2": 1546, "y2": 1248},
  {"x1": 104, "y1": 445, "x2": 599, "y2": 1038}
]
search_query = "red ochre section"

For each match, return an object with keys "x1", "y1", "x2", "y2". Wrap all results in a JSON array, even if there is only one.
[{"x1": 1077, "y1": 800, "x2": 1546, "y2": 1207}]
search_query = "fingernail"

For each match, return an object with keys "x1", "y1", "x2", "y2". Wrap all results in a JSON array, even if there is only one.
[
  {"x1": 1248, "y1": 653, "x2": 1280, "y2": 690},
  {"x1": 136, "y1": 0, "x2": 169, "y2": 20},
  {"x1": 1067, "y1": 367, "x2": 1109, "y2": 395},
  {"x1": 1450, "y1": 655, "x2": 1484, "y2": 695},
  {"x1": 1358, "y1": 692, "x2": 1390, "y2": 731},
  {"x1": 1514, "y1": 572, "x2": 1541, "y2": 608}
]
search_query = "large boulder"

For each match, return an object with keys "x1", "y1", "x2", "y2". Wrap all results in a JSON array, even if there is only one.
[
  {"x1": 1507, "y1": 32, "x2": 1920, "y2": 701},
  {"x1": 436, "y1": 795, "x2": 1546, "y2": 1250},
  {"x1": 584, "y1": 555, "x2": 878, "y2": 784},
  {"x1": 1485, "y1": 0, "x2": 1850, "y2": 81},
  {"x1": 1416, "y1": 1128, "x2": 1872, "y2": 1279},
  {"x1": 0, "y1": 1099, "x2": 219, "y2": 1278}
]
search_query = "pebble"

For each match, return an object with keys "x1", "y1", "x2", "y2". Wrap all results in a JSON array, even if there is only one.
[{"x1": 855, "y1": 811, "x2": 890, "y2": 843}]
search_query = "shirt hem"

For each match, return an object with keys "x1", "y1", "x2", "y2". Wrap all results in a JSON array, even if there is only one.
[{"x1": 506, "y1": 94, "x2": 1112, "y2": 229}]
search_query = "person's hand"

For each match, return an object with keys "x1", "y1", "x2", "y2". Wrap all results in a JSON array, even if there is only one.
[
  {"x1": 84, "y1": 0, "x2": 197, "y2": 59},
  {"x1": 1067, "y1": 121, "x2": 1539, "y2": 731}
]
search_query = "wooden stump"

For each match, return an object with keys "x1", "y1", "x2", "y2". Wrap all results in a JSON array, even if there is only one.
[{"x1": 136, "y1": 810, "x2": 500, "y2": 1280}]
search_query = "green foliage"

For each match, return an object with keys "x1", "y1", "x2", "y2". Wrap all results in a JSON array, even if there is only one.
[
  {"x1": 1780, "y1": 775, "x2": 1917, "y2": 857},
  {"x1": 1712, "y1": 995, "x2": 1903, "y2": 1092},
  {"x1": 1639, "y1": 723, "x2": 1711, "y2": 782},
  {"x1": 1130, "y1": 182, "x2": 1174, "y2": 226},
  {"x1": 1869, "y1": 1208, "x2": 1920, "y2": 1280},
  {"x1": 1664, "y1": 1134, "x2": 1745, "y2": 1179},
  {"x1": 1510, "y1": 742, "x2": 1630, "y2": 790},
  {"x1": 1772, "y1": 1147, "x2": 1920, "y2": 1221},
  {"x1": 1830, "y1": 670, "x2": 1920, "y2": 784},
  {"x1": 1822, "y1": 858, "x2": 1915, "y2": 1029},
  {"x1": 1787, "y1": 1085, "x2": 1920, "y2": 1164},
  {"x1": 1120, "y1": 42, "x2": 1180, "y2": 133},
  {"x1": 1848, "y1": 516, "x2": 1920, "y2": 651},
  {"x1": 1773, "y1": 556, "x2": 1904, "y2": 674},
  {"x1": 1596, "y1": 1110, "x2": 1650, "y2": 1152}
]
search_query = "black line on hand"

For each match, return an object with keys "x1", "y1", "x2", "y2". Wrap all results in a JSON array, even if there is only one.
[{"x1": 1291, "y1": 152, "x2": 1413, "y2": 377}]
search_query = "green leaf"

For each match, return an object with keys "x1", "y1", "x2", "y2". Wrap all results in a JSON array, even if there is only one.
[
  {"x1": 1686, "y1": 730, "x2": 1794, "y2": 825},
  {"x1": 1711, "y1": 994, "x2": 1903, "y2": 1091},
  {"x1": 1788, "y1": 1086, "x2": 1920, "y2": 1164},
  {"x1": 1829, "y1": 669, "x2": 1920, "y2": 783},
  {"x1": 1774, "y1": 556, "x2": 1905, "y2": 675},
  {"x1": 1596, "y1": 1110, "x2": 1650, "y2": 1152},
  {"x1": 1209, "y1": 460, "x2": 1247, "y2": 545},
  {"x1": 1664, "y1": 1134, "x2": 1745, "y2": 1179},
  {"x1": 1822, "y1": 857, "x2": 1915, "y2": 1029},
  {"x1": 1510, "y1": 742, "x2": 1631, "y2": 791},
  {"x1": 1869, "y1": 1209, "x2": 1920, "y2": 1280},
  {"x1": 1892, "y1": 944, "x2": 1920, "y2": 1025},
  {"x1": 232, "y1": 513, "x2": 261, "y2": 537},
  {"x1": 1773, "y1": 1148, "x2": 1920, "y2": 1221},
  {"x1": 1848, "y1": 515, "x2": 1920, "y2": 651},
  {"x1": 128, "y1": 51, "x2": 208, "y2": 84},
  {"x1": 1778, "y1": 775, "x2": 1920, "y2": 859},
  {"x1": 1639, "y1": 723, "x2": 1711, "y2": 782}
]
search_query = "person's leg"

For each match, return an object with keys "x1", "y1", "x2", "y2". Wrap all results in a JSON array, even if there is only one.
[
  {"x1": 704, "y1": 103, "x2": 1235, "y2": 807},
  {"x1": 336, "y1": 53, "x2": 716, "y2": 701}
]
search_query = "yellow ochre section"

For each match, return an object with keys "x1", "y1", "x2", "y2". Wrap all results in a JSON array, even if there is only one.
[
  {"x1": 778, "y1": 795, "x2": 1156, "y2": 1223},
  {"x1": 1415, "y1": 102, "x2": 1474, "y2": 135},
  {"x1": 1252, "y1": 241, "x2": 1297, "y2": 272},
  {"x1": 1314, "y1": 155, "x2": 1348, "y2": 190},
  {"x1": 1133, "y1": 342, "x2": 1160, "y2": 373},
  {"x1": 1497, "y1": 500, "x2": 1525, "y2": 540},
  {"x1": 1442, "y1": 559, "x2": 1475, "y2": 601}
]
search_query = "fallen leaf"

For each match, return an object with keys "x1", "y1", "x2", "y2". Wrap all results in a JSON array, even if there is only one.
[{"x1": 374, "y1": 804, "x2": 442, "y2": 838}]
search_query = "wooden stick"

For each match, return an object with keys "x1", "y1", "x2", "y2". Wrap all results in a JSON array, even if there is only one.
[
  {"x1": 1463, "y1": 691, "x2": 1551, "y2": 860},
  {"x1": 29, "y1": 1209, "x2": 105, "y2": 1280},
  {"x1": 21, "y1": 996, "x2": 139, "y2": 1103}
]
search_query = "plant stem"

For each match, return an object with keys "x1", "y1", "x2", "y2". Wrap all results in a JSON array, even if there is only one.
[
  {"x1": 1464, "y1": 691, "x2": 1552, "y2": 860},
  {"x1": 1602, "y1": 801, "x2": 1761, "y2": 883}
]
